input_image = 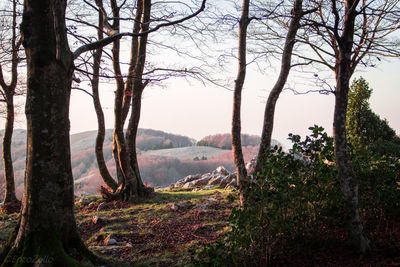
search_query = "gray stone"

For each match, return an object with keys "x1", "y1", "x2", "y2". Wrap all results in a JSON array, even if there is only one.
[
  {"x1": 97, "y1": 202, "x2": 108, "y2": 211},
  {"x1": 215, "y1": 166, "x2": 229, "y2": 176},
  {"x1": 183, "y1": 181, "x2": 195, "y2": 188},
  {"x1": 104, "y1": 235, "x2": 117, "y2": 246}
]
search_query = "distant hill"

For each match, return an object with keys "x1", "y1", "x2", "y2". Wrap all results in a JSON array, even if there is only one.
[
  {"x1": 197, "y1": 133, "x2": 280, "y2": 149},
  {"x1": 0, "y1": 129, "x2": 265, "y2": 198}
]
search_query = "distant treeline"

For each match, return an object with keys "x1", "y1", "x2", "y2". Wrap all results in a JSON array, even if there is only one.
[{"x1": 197, "y1": 133, "x2": 263, "y2": 149}]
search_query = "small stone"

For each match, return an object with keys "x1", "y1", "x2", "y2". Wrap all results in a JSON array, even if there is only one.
[
  {"x1": 97, "y1": 202, "x2": 107, "y2": 211},
  {"x1": 104, "y1": 235, "x2": 117, "y2": 246},
  {"x1": 171, "y1": 203, "x2": 185, "y2": 211}
]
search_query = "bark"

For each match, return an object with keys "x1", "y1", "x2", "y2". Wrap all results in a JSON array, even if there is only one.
[
  {"x1": 2, "y1": 98, "x2": 19, "y2": 204},
  {"x1": 125, "y1": 0, "x2": 152, "y2": 197},
  {"x1": 255, "y1": 0, "x2": 303, "y2": 175},
  {"x1": 0, "y1": 1, "x2": 103, "y2": 264},
  {"x1": 91, "y1": 8, "x2": 118, "y2": 191},
  {"x1": 333, "y1": 0, "x2": 370, "y2": 254},
  {"x1": 232, "y1": 0, "x2": 250, "y2": 206}
]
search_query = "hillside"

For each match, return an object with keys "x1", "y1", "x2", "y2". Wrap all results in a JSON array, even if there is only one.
[{"x1": 0, "y1": 129, "x2": 262, "y2": 198}]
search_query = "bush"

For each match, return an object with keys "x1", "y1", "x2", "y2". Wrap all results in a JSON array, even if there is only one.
[
  {"x1": 192, "y1": 125, "x2": 400, "y2": 266},
  {"x1": 192, "y1": 126, "x2": 342, "y2": 266}
]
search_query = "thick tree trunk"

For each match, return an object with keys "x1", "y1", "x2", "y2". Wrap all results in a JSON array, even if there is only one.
[
  {"x1": 124, "y1": 0, "x2": 151, "y2": 197},
  {"x1": 255, "y1": 0, "x2": 303, "y2": 175},
  {"x1": 0, "y1": 1, "x2": 103, "y2": 265},
  {"x1": 126, "y1": 87, "x2": 145, "y2": 196},
  {"x1": 91, "y1": 9, "x2": 118, "y2": 191},
  {"x1": 333, "y1": 0, "x2": 370, "y2": 254},
  {"x1": 232, "y1": 0, "x2": 250, "y2": 206},
  {"x1": 2, "y1": 98, "x2": 19, "y2": 205}
]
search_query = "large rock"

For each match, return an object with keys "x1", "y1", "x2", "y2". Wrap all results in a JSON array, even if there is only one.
[
  {"x1": 192, "y1": 175, "x2": 212, "y2": 186},
  {"x1": 219, "y1": 173, "x2": 236, "y2": 188},
  {"x1": 215, "y1": 166, "x2": 229, "y2": 176}
]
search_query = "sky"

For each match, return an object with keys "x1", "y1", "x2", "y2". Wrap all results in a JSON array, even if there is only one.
[
  {"x1": 4, "y1": 1, "x2": 400, "y2": 149},
  {"x1": 59, "y1": 59, "x2": 400, "y2": 149}
]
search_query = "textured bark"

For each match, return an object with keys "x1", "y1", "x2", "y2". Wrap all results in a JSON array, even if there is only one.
[
  {"x1": 0, "y1": 0, "x2": 21, "y2": 206},
  {"x1": 232, "y1": 0, "x2": 250, "y2": 206},
  {"x1": 333, "y1": 0, "x2": 370, "y2": 254},
  {"x1": 255, "y1": 0, "x2": 303, "y2": 175},
  {"x1": 91, "y1": 8, "x2": 118, "y2": 191},
  {"x1": 2, "y1": 97, "x2": 19, "y2": 205},
  {"x1": 125, "y1": 0, "x2": 152, "y2": 197},
  {"x1": 0, "y1": 1, "x2": 103, "y2": 264}
]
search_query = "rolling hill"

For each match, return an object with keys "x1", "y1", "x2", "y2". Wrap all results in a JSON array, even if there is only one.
[{"x1": 0, "y1": 129, "x2": 276, "y2": 198}]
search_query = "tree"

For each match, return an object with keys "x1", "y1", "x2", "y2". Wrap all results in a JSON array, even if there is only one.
[
  {"x1": 254, "y1": 0, "x2": 306, "y2": 174},
  {"x1": 0, "y1": 0, "x2": 23, "y2": 207},
  {"x1": 0, "y1": 0, "x2": 139, "y2": 263},
  {"x1": 0, "y1": 0, "x2": 104, "y2": 264},
  {"x1": 232, "y1": 0, "x2": 251, "y2": 206},
  {"x1": 347, "y1": 77, "x2": 399, "y2": 155},
  {"x1": 90, "y1": 0, "x2": 207, "y2": 200},
  {"x1": 296, "y1": 0, "x2": 400, "y2": 254},
  {"x1": 347, "y1": 77, "x2": 397, "y2": 145}
]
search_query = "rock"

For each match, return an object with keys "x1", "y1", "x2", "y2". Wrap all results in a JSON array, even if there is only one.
[
  {"x1": 183, "y1": 174, "x2": 202, "y2": 184},
  {"x1": 225, "y1": 178, "x2": 237, "y2": 189},
  {"x1": 97, "y1": 202, "x2": 108, "y2": 211},
  {"x1": 219, "y1": 174, "x2": 236, "y2": 188},
  {"x1": 192, "y1": 176, "x2": 212, "y2": 187},
  {"x1": 215, "y1": 166, "x2": 229, "y2": 176},
  {"x1": 208, "y1": 174, "x2": 224, "y2": 186},
  {"x1": 203, "y1": 185, "x2": 217, "y2": 190},
  {"x1": 171, "y1": 203, "x2": 186, "y2": 211},
  {"x1": 183, "y1": 181, "x2": 195, "y2": 188},
  {"x1": 104, "y1": 235, "x2": 117, "y2": 246}
]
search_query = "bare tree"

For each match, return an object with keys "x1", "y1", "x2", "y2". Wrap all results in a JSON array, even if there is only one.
[
  {"x1": 0, "y1": 0, "x2": 23, "y2": 207},
  {"x1": 72, "y1": 0, "x2": 209, "y2": 201},
  {"x1": 232, "y1": 0, "x2": 251, "y2": 206},
  {"x1": 254, "y1": 0, "x2": 306, "y2": 174},
  {"x1": 293, "y1": 0, "x2": 400, "y2": 254}
]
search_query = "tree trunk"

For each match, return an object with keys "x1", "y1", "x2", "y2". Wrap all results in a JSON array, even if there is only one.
[
  {"x1": 0, "y1": 0, "x2": 21, "y2": 208},
  {"x1": 232, "y1": 0, "x2": 250, "y2": 206},
  {"x1": 254, "y1": 0, "x2": 303, "y2": 175},
  {"x1": 91, "y1": 8, "x2": 118, "y2": 191},
  {"x1": 333, "y1": 0, "x2": 370, "y2": 254},
  {"x1": 2, "y1": 98, "x2": 19, "y2": 205},
  {"x1": 126, "y1": 87, "x2": 145, "y2": 196},
  {"x1": 0, "y1": 1, "x2": 103, "y2": 264}
]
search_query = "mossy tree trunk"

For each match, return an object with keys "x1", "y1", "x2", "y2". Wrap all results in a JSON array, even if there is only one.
[{"x1": 0, "y1": 0, "x2": 103, "y2": 265}]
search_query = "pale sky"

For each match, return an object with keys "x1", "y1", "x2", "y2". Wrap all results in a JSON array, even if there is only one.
[{"x1": 59, "y1": 59, "x2": 400, "y2": 149}]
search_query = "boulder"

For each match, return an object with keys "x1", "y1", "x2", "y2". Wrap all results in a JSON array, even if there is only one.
[
  {"x1": 208, "y1": 174, "x2": 224, "y2": 186},
  {"x1": 192, "y1": 175, "x2": 212, "y2": 187},
  {"x1": 183, "y1": 181, "x2": 195, "y2": 188},
  {"x1": 215, "y1": 166, "x2": 229, "y2": 176},
  {"x1": 219, "y1": 173, "x2": 236, "y2": 188}
]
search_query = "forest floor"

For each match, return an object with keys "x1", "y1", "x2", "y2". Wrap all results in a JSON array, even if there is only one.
[{"x1": 1, "y1": 188, "x2": 399, "y2": 266}]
